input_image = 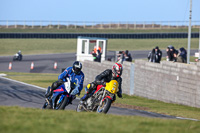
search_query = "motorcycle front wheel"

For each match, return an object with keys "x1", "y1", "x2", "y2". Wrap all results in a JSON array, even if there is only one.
[
  {"x1": 76, "y1": 103, "x2": 85, "y2": 112},
  {"x1": 97, "y1": 98, "x2": 112, "y2": 114},
  {"x1": 55, "y1": 95, "x2": 69, "y2": 110}
]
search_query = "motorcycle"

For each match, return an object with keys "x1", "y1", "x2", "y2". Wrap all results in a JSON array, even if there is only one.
[
  {"x1": 42, "y1": 78, "x2": 75, "y2": 110},
  {"x1": 76, "y1": 80, "x2": 119, "y2": 114},
  {"x1": 13, "y1": 53, "x2": 22, "y2": 61}
]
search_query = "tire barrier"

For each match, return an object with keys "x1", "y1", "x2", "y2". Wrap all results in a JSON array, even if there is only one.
[{"x1": 0, "y1": 33, "x2": 199, "y2": 39}]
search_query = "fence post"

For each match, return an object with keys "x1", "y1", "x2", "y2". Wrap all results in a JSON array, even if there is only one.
[
  {"x1": 118, "y1": 22, "x2": 120, "y2": 29},
  {"x1": 160, "y1": 21, "x2": 162, "y2": 29},
  {"x1": 49, "y1": 21, "x2": 51, "y2": 29},
  {"x1": 143, "y1": 22, "x2": 145, "y2": 29},
  {"x1": 66, "y1": 22, "x2": 68, "y2": 29},
  {"x1": 152, "y1": 22, "x2": 154, "y2": 28},
  {"x1": 40, "y1": 21, "x2": 42, "y2": 29},
  {"x1": 92, "y1": 22, "x2": 94, "y2": 29},
  {"x1": 23, "y1": 21, "x2": 26, "y2": 29},
  {"x1": 84, "y1": 22, "x2": 86, "y2": 29},
  {"x1": 168, "y1": 21, "x2": 170, "y2": 29},
  {"x1": 32, "y1": 21, "x2": 34, "y2": 29},
  {"x1": 134, "y1": 22, "x2": 136, "y2": 29},
  {"x1": 101, "y1": 22, "x2": 103, "y2": 29},
  {"x1": 6, "y1": 20, "x2": 8, "y2": 28},
  {"x1": 126, "y1": 22, "x2": 128, "y2": 29},
  {"x1": 15, "y1": 21, "x2": 17, "y2": 28},
  {"x1": 57, "y1": 21, "x2": 60, "y2": 29}
]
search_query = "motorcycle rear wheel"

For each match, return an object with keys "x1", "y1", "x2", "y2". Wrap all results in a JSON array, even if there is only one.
[
  {"x1": 97, "y1": 98, "x2": 112, "y2": 114},
  {"x1": 76, "y1": 103, "x2": 85, "y2": 112}
]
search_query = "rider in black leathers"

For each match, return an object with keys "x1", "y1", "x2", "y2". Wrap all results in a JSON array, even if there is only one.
[{"x1": 81, "y1": 63, "x2": 123, "y2": 101}]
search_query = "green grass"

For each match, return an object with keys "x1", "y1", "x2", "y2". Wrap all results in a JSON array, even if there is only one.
[
  {"x1": 1, "y1": 71, "x2": 200, "y2": 120},
  {"x1": 0, "y1": 106, "x2": 200, "y2": 133},
  {"x1": 0, "y1": 38, "x2": 199, "y2": 56}
]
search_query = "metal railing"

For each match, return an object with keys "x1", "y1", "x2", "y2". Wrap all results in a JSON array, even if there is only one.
[{"x1": 0, "y1": 20, "x2": 200, "y2": 29}]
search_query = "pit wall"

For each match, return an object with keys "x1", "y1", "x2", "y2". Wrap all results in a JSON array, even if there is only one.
[{"x1": 82, "y1": 60, "x2": 200, "y2": 108}]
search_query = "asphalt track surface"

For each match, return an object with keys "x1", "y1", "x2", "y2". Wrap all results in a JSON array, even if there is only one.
[{"x1": 0, "y1": 76, "x2": 178, "y2": 119}]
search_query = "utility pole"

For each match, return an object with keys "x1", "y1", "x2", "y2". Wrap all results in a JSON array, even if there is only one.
[
  {"x1": 199, "y1": 28, "x2": 200, "y2": 60},
  {"x1": 187, "y1": 0, "x2": 192, "y2": 64}
]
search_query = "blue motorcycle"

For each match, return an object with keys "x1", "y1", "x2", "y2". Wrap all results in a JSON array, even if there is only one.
[{"x1": 42, "y1": 78, "x2": 76, "y2": 110}]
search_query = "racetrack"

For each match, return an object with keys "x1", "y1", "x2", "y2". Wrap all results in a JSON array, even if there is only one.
[
  {"x1": 0, "y1": 76, "x2": 177, "y2": 119},
  {"x1": 0, "y1": 50, "x2": 199, "y2": 120}
]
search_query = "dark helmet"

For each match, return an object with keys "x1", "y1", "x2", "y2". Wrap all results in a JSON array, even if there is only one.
[
  {"x1": 72, "y1": 61, "x2": 82, "y2": 74},
  {"x1": 112, "y1": 63, "x2": 123, "y2": 78}
]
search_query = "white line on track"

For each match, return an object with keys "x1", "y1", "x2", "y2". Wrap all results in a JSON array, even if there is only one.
[
  {"x1": 0, "y1": 74, "x2": 81, "y2": 99},
  {"x1": 0, "y1": 74, "x2": 46, "y2": 91}
]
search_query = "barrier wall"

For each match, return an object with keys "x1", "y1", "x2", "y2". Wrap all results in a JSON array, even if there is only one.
[
  {"x1": 82, "y1": 60, "x2": 200, "y2": 108},
  {"x1": 0, "y1": 32, "x2": 199, "y2": 39},
  {"x1": 134, "y1": 60, "x2": 200, "y2": 108}
]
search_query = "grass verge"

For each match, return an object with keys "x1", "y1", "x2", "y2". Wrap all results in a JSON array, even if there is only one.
[
  {"x1": 0, "y1": 106, "x2": 200, "y2": 133},
  {"x1": 0, "y1": 38, "x2": 199, "y2": 56}
]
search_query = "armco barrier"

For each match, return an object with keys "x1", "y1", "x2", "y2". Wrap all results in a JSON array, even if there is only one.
[
  {"x1": 82, "y1": 60, "x2": 200, "y2": 108},
  {"x1": 0, "y1": 32, "x2": 199, "y2": 39}
]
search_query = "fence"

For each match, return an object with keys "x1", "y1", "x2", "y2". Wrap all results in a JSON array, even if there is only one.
[{"x1": 0, "y1": 20, "x2": 200, "y2": 29}]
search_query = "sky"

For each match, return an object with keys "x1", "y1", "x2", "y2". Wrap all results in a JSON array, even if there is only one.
[{"x1": 0, "y1": 0, "x2": 199, "y2": 22}]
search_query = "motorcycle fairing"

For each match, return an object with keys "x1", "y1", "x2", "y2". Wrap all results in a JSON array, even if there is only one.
[{"x1": 52, "y1": 84, "x2": 68, "y2": 109}]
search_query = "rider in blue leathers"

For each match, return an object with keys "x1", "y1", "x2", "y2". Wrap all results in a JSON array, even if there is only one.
[{"x1": 45, "y1": 61, "x2": 84, "y2": 103}]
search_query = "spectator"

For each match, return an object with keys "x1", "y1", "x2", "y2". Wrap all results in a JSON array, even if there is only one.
[
  {"x1": 170, "y1": 46, "x2": 178, "y2": 62},
  {"x1": 91, "y1": 50, "x2": 97, "y2": 62},
  {"x1": 96, "y1": 49, "x2": 101, "y2": 62},
  {"x1": 148, "y1": 48, "x2": 158, "y2": 63},
  {"x1": 177, "y1": 47, "x2": 187, "y2": 63},
  {"x1": 117, "y1": 51, "x2": 125, "y2": 64},
  {"x1": 94, "y1": 45, "x2": 102, "y2": 54},
  {"x1": 167, "y1": 45, "x2": 178, "y2": 62},
  {"x1": 124, "y1": 50, "x2": 132, "y2": 62},
  {"x1": 155, "y1": 46, "x2": 162, "y2": 63}
]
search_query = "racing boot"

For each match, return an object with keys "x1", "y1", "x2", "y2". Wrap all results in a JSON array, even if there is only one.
[
  {"x1": 45, "y1": 80, "x2": 62, "y2": 98},
  {"x1": 45, "y1": 86, "x2": 52, "y2": 98},
  {"x1": 80, "y1": 93, "x2": 90, "y2": 101}
]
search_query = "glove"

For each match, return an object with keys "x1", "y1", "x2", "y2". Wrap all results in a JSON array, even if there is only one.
[
  {"x1": 101, "y1": 81, "x2": 106, "y2": 86},
  {"x1": 70, "y1": 87, "x2": 79, "y2": 96},
  {"x1": 117, "y1": 92, "x2": 122, "y2": 98}
]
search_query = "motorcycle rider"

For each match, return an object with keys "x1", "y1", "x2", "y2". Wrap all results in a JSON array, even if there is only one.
[
  {"x1": 18, "y1": 50, "x2": 22, "y2": 60},
  {"x1": 45, "y1": 61, "x2": 84, "y2": 103},
  {"x1": 14, "y1": 50, "x2": 23, "y2": 61},
  {"x1": 80, "y1": 63, "x2": 123, "y2": 102}
]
